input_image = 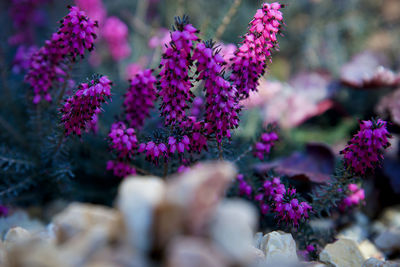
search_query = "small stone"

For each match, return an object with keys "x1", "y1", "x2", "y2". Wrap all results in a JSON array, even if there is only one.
[
  {"x1": 260, "y1": 231, "x2": 298, "y2": 265},
  {"x1": 374, "y1": 228, "x2": 400, "y2": 253},
  {"x1": 165, "y1": 161, "x2": 236, "y2": 235},
  {"x1": 53, "y1": 202, "x2": 122, "y2": 244},
  {"x1": 359, "y1": 239, "x2": 385, "y2": 261},
  {"x1": 337, "y1": 224, "x2": 368, "y2": 243},
  {"x1": 362, "y1": 257, "x2": 400, "y2": 267},
  {"x1": 319, "y1": 238, "x2": 364, "y2": 267},
  {"x1": 379, "y1": 205, "x2": 400, "y2": 228},
  {"x1": 254, "y1": 232, "x2": 264, "y2": 249},
  {"x1": 302, "y1": 262, "x2": 328, "y2": 267},
  {"x1": 117, "y1": 176, "x2": 165, "y2": 253},
  {"x1": 3, "y1": 226, "x2": 32, "y2": 249},
  {"x1": 6, "y1": 239, "x2": 67, "y2": 267},
  {"x1": 153, "y1": 162, "x2": 236, "y2": 252},
  {"x1": 166, "y1": 237, "x2": 228, "y2": 267},
  {"x1": 210, "y1": 199, "x2": 258, "y2": 263},
  {"x1": 0, "y1": 210, "x2": 44, "y2": 235}
]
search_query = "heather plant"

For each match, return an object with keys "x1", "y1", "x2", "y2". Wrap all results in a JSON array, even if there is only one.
[{"x1": 0, "y1": 0, "x2": 398, "y2": 261}]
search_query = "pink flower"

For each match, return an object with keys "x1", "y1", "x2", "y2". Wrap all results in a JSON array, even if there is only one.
[
  {"x1": 193, "y1": 41, "x2": 240, "y2": 143},
  {"x1": 74, "y1": 0, "x2": 106, "y2": 26},
  {"x1": 217, "y1": 42, "x2": 236, "y2": 67},
  {"x1": 25, "y1": 6, "x2": 98, "y2": 103},
  {"x1": 9, "y1": 0, "x2": 49, "y2": 46},
  {"x1": 123, "y1": 69, "x2": 157, "y2": 128},
  {"x1": 148, "y1": 28, "x2": 171, "y2": 51},
  {"x1": 12, "y1": 45, "x2": 38, "y2": 73},
  {"x1": 124, "y1": 62, "x2": 143, "y2": 80},
  {"x1": 102, "y1": 17, "x2": 131, "y2": 61},
  {"x1": 108, "y1": 122, "x2": 138, "y2": 159},
  {"x1": 230, "y1": 2, "x2": 283, "y2": 99},
  {"x1": 340, "y1": 119, "x2": 391, "y2": 175},
  {"x1": 158, "y1": 16, "x2": 199, "y2": 126},
  {"x1": 253, "y1": 131, "x2": 278, "y2": 160},
  {"x1": 340, "y1": 183, "x2": 365, "y2": 210},
  {"x1": 54, "y1": 6, "x2": 98, "y2": 60},
  {"x1": 106, "y1": 160, "x2": 136, "y2": 178},
  {"x1": 61, "y1": 76, "x2": 112, "y2": 136},
  {"x1": 237, "y1": 174, "x2": 252, "y2": 197}
]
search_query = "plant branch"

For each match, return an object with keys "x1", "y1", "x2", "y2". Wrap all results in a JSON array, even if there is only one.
[
  {"x1": 215, "y1": 0, "x2": 242, "y2": 40},
  {"x1": 233, "y1": 145, "x2": 253, "y2": 163},
  {"x1": 0, "y1": 115, "x2": 26, "y2": 147}
]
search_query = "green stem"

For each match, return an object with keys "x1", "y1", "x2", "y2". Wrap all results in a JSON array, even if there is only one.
[
  {"x1": 163, "y1": 161, "x2": 168, "y2": 178},
  {"x1": 56, "y1": 63, "x2": 73, "y2": 106}
]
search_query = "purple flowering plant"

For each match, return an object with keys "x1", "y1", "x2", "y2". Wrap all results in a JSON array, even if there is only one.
[{"x1": 0, "y1": 0, "x2": 397, "y2": 258}]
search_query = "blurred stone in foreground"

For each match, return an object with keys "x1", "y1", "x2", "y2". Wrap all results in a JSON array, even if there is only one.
[{"x1": 0, "y1": 161, "x2": 334, "y2": 267}]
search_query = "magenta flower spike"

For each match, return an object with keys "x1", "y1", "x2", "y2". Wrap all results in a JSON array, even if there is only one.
[
  {"x1": 106, "y1": 160, "x2": 136, "y2": 178},
  {"x1": 193, "y1": 41, "x2": 240, "y2": 143},
  {"x1": 61, "y1": 76, "x2": 112, "y2": 136},
  {"x1": 254, "y1": 131, "x2": 279, "y2": 160},
  {"x1": 340, "y1": 119, "x2": 391, "y2": 176},
  {"x1": 53, "y1": 6, "x2": 98, "y2": 60},
  {"x1": 25, "y1": 6, "x2": 98, "y2": 103},
  {"x1": 123, "y1": 69, "x2": 157, "y2": 129},
  {"x1": 108, "y1": 122, "x2": 138, "y2": 159},
  {"x1": 230, "y1": 2, "x2": 284, "y2": 99},
  {"x1": 158, "y1": 15, "x2": 199, "y2": 125}
]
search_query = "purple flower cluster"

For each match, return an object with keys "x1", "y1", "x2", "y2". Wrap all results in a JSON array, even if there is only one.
[
  {"x1": 158, "y1": 16, "x2": 199, "y2": 125},
  {"x1": 193, "y1": 41, "x2": 240, "y2": 142},
  {"x1": 274, "y1": 188, "x2": 312, "y2": 227},
  {"x1": 107, "y1": 122, "x2": 138, "y2": 178},
  {"x1": 230, "y1": 2, "x2": 283, "y2": 99},
  {"x1": 54, "y1": 6, "x2": 98, "y2": 60},
  {"x1": 12, "y1": 45, "x2": 38, "y2": 74},
  {"x1": 254, "y1": 131, "x2": 279, "y2": 160},
  {"x1": 108, "y1": 122, "x2": 138, "y2": 159},
  {"x1": 123, "y1": 69, "x2": 157, "y2": 129},
  {"x1": 340, "y1": 183, "x2": 365, "y2": 210},
  {"x1": 25, "y1": 6, "x2": 97, "y2": 103},
  {"x1": 340, "y1": 119, "x2": 391, "y2": 175},
  {"x1": 238, "y1": 176, "x2": 312, "y2": 227},
  {"x1": 237, "y1": 174, "x2": 252, "y2": 197},
  {"x1": 102, "y1": 17, "x2": 131, "y2": 61},
  {"x1": 61, "y1": 76, "x2": 111, "y2": 136},
  {"x1": 106, "y1": 160, "x2": 136, "y2": 178},
  {"x1": 137, "y1": 133, "x2": 191, "y2": 165},
  {"x1": 9, "y1": 0, "x2": 49, "y2": 46}
]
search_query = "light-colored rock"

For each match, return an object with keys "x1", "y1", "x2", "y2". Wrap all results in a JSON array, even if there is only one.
[
  {"x1": 260, "y1": 231, "x2": 298, "y2": 265},
  {"x1": 0, "y1": 210, "x2": 44, "y2": 235},
  {"x1": 6, "y1": 239, "x2": 68, "y2": 267},
  {"x1": 117, "y1": 176, "x2": 165, "y2": 253},
  {"x1": 3, "y1": 227, "x2": 32, "y2": 249},
  {"x1": 0, "y1": 240, "x2": 8, "y2": 266},
  {"x1": 210, "y1": 199, "x2": 257, "y2": 263},
  {"x1": 337, "y1": 224, "x2": 368, "y2": 243},
  {"x1": 374, "y1": 227, "x2": 400, "y2": 253},
  {"x1": 152, "y1": 162, "x2": 236, "y2": 252},
  {"x1": 165, "y1": 161, "x2": 236, "y2": 235},
  {"x1": 302, "y1": 262, "x2": 328, "y2": 267},
  {"x1": 319, "y1": 238, "x2": 364, "y2": 267},
  {"x1": 359, "y1": 239, "x2": 385, "y2": 261},
  {"x1": 254, "y1": 232, "x2": 263, "y2": 249},
  {"x1": 379, "y1": 206, "x2": 400, "y2": 229},
  {"x1": 166, "y1": 237, "x2": 229, "y2": 267},
  {"x1": 362, "y1": 257, "x2": 400, "y2": 267},
  {"x1": 53, "y1": 202, "x2": 122, "y2": 244}
]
